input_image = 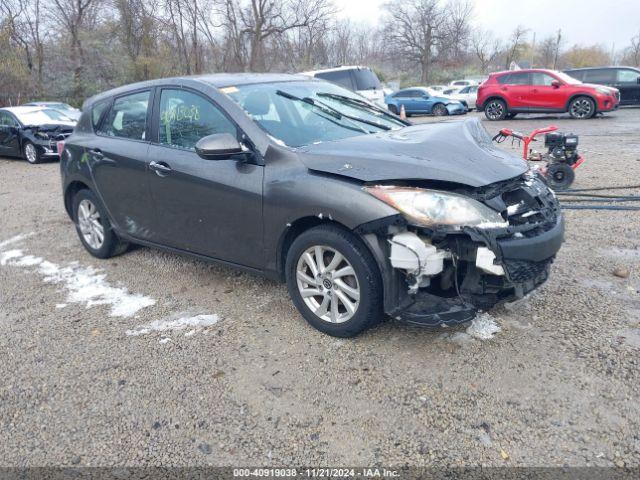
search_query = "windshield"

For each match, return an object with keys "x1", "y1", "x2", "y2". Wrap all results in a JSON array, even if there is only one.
[
  {"x1": 353, "y1": 69, "x2": 382, "y2": 90},
  {"x1": 225, "y1": 81, "x2": 406, "y2": 147},
  {"x1": 553, "y1": 71, "x2": 581, "y2": 85},
  {"x1": 15, "y1": 108, "x2": 74, "y2": 125}
]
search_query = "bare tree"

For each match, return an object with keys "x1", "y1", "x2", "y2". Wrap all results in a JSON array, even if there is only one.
[
  {"x1": 552, "y1": 29, "x2": 563, "y2": 69},
  {"x1": 504, "y1": 25, "x2": 528, "y2": 69},
  {"x1": 471, "y1": 28, "x2": 501, "y2": 73},
  {"x1": 239, "y1": 0, "x2": 333, "y2": 72},
  {"x1": 50, "y1": 0, "x2": 101, "y2": 101},
  {"x1": 628, "y1": 31, "x2": 640, "y2": 66},
  {"x1": 383, "y1": 0, "x2": 449, "y2": 83}
]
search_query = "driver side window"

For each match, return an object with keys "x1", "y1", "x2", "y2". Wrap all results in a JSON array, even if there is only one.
[
  {"x1": 0, "y1": 112, "x2": 18, "y2": 127},
  {"x1": 158, "y1": 89, "x2": 237, "y2": 151}
]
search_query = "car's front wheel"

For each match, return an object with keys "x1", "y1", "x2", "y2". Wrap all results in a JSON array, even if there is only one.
[
  {"x1": 23, "y1": 141, "x2": 42, "y2": 164},
  {"x1": 568, "y1": 96, "x2": 595, "y2": 119},
  {"x1": 484, "y1": 99, "x2": 508, "y2": 121},
  {"x1": 432, "y1": 103, "x2": 448, "y2": 116},
  {"x1": 285, "y1": 225, "x2": 383, "y2": 337},
  {"x1": 73, "y1": 189, "x2": 128, "y2": 259}
]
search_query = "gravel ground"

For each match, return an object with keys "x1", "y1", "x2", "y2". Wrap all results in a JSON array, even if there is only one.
[{"x1": 0, "y1": 108, "x2": 639, "y2": 468}]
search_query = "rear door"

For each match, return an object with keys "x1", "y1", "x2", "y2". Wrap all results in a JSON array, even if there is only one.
[
  {"x1": 0, "y1": 111, "x2": 21, "y2": 156},
  {"x1": 614, "y1": 68, "x2": 640, "y2": 104},
  {"x1": 583, "y1": 68, "x2": 616, "y2": 87},
  {"x1": 145, "y1": 87, "x2": 264, "y2": 267},
  {"x1": 497, "y1": 72, "x2": 530, "y2": 109},
  {"x1": 526, "y1": 71, "x2": 569, "y2": 110},
  {"x1": 91, "y1": 89, "x2": 155, "y2": 240}
]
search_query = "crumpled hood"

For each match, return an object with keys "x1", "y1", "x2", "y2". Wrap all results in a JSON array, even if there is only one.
[{"x1": 296, "y1": 118, "x2": 528, "y2": 187}]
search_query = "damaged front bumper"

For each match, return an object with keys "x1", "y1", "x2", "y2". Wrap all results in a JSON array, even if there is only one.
[{"x1": 360, "y1": 175, "x2": 564, "y2": 326}]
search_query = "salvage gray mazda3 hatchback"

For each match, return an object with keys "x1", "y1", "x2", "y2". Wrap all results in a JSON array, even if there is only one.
[{"x1": 60, "y1": 73, "x2": 564, "y2": 337}]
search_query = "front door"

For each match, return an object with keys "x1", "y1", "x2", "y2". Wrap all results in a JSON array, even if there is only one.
[
  {"x1": 146, "y1": 87, "x2": 264, "y2": 268},
  {"x1": 614, "y1": 68, "x2": 640, "y2": 105},
  {"x1": 0, "y1": 111, "x2": 21, "y2": 157},
  {"x1": 526, "y1": 72, "x2": 568, "y2": 110},
  {"x1": 91, "y1": 90, "x2": 155, "y2": 240}
]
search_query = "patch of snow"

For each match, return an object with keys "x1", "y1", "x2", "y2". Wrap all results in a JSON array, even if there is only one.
[
  {"x1": 1, "y1": 246, "x2": 155, "y2": 317},
  {"x1": 466, "y1": 312, "x2": 502, "y2": 340},
  {"x1": 55, "y1": 303, "x2": 68, "y2": 309},
  {"x1": 159, "y1": 337, "x2": 172, "y2": 344},
  {"x1": 125, "y1": 313, "x2": 219, "y2": 337},
  {"x1": 0, "y1": 233, "x2": 34, "y2": 250},
  {"x1": 0, "y1": 249, "x2": 24, "y2": 265}
]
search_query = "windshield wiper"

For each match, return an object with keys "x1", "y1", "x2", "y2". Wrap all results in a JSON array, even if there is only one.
[
  {"x1": 316, "y1": 92, "x2": 407, "y2": 126},
  {"x1": 275, "y1": 90, "x2": 368, "y2": 134}
]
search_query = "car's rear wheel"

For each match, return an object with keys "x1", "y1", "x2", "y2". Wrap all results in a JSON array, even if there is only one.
[
  {"x1": 388, "y1": 104, "x2": 398, "y2": 115},
  {"x1": 23, "y1": 141, "x2": 42, "y2": 164},
  {"x1": 73, "y1": 189, "x2": 128, "y2": 259},
  {"x1": 432, "y1": 103, "x2": 448, "y2": 116},
  {"x1": 568, "y1": 96, "x2": 595, "y2": 119},
  {"x1": 484, "y1": 99, "x2": 508, "y2": 121},
  {"x1": 285, "y1": 225, "x2": 383, "y2": 337}
]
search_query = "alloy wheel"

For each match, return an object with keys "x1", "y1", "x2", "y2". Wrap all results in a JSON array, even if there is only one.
[
  {"x1": 570, "y1": 98, "x2": 593, "y2": 118},
  {"x1": 77, "y1": 199, "x2": 105, "y2": 250},
  {"x1": 24, "y1": 143, "x2": 38, "y2": 163},
  {"x1": 296, "y1": 245, "x2": 360, "y2": 324},
  {"x1": 485, "y1": 101, "x2": 504, "y2": 120}
]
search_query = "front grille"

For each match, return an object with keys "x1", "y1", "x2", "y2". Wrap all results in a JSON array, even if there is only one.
[{"x1": 503, "y1": 257, "x2": 553, "y2": 283}]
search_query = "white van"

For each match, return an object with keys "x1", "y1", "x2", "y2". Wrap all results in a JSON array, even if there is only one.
[{"x1": 302, "y1": 66, "x2": 387, "y2": 107}]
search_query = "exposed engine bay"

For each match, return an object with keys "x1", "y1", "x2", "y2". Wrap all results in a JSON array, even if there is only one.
[{"x1": 360, "y1": 172, "x2": 563, "y2": 326}]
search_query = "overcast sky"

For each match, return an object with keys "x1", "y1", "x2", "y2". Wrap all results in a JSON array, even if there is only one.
[{"x1": 336, "y1": 0, "x2": 640, "y2": 49}]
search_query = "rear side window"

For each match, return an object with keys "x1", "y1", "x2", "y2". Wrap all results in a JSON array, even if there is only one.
[
  {"x1": 583, "y1": 69, "x2": 615, "y2": 83},
  {"x1": 315, "y1": 70, "x2": 355, "y2": 90},
  {"x1": 498, "y1": 72, "x2": 529, "y2": 85},
  {"x1": 98, "y1": 91, "x2": 150, "y2": 140},
  {"x1": 158, "y1": 89, "x2": 237, "y2": 150},
  {"x1": 353, "y1": 69, "x2": 382, "y2": 90},
  {"x1": 91, "y1": 100, "x2": 110, "y2": 130}
]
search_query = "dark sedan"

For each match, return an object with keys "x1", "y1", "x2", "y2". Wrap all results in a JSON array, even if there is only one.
[
  {"x1": 0, "y1": 106, "x2": 75, "y2": 163},
  {"x1": 60, "y1": 74, "x2": 564, "y2": 337}
]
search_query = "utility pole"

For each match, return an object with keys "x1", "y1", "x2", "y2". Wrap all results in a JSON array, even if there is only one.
[{"x1": 531, "y1": 32, "x2": 536, "y2": 67}]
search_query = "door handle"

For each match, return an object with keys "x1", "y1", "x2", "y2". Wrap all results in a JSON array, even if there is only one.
[
  {"x1": 89, "y1": 148, "x2": 103, "y2": 158},
  {"x1": 149, "y1": 160, "x2": 172, "y2": 176}
]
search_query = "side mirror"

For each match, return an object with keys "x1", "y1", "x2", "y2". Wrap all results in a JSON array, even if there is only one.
[
  {"x1": 551, "y1": 80, "x2": 561, "y2": 88},
  {"x1": 195, "y1": 133, "x2": 244, "y2": 160}
]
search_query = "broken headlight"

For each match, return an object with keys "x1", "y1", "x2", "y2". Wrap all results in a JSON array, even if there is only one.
[{"x1": 365, "y1": 186, "x2": 507, "y2": 228}]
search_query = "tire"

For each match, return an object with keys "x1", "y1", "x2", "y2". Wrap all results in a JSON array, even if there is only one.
[
  {"x1": 545, "y1": 163, "x2": 575, "y2": 190},
  {"x1": 285, "y1": 224, "x2": 383, "y2": 337},
  {"x1": 432, "y1": 103, "x2": 448, "y2": 116},
  {"x1": 23, "y1": 141, "x2": 42, "y2": 164},
  {"x1": 388, "y1": 104, "x2": 398, "y2": 115},
  {"x1": 568, "y1": 96, "x2": 595, "y2": 119},
  {"x1": 72, "y1": 189, "x2": 129, "y2": 259},
  {"x1": 484, "y1": 98, "x2": 508, "y2": 121}
]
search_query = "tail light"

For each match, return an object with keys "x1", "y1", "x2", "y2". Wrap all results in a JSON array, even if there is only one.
[{"x1": 56, "y1": 140, "x2": 65, "y2": 156}]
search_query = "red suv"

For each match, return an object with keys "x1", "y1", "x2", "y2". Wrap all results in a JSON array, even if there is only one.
[{"x1": 477, "y1": 69, "x2": 620, "y2": 120}]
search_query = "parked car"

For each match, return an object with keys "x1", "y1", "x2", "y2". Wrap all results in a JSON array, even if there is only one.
[
  {"x1": 0, "y1": 106, "x2": 75, "y2": 163},
  {"x1": 477, "y1": 69, "x2": 620, "y2": 120},
  {"x1": 23, "y1": 101, "x2": 82, "y2": 121},
  {"x1": 60, "y1": 73, "x2": 564, "y2": 337},
  {"x1": 442, "y1": 85, "x2": 478, "y2": 110},
  {"x1": 564, "y1": 67, "x2": 640, "y2": 106},
  {"x1": 426, "y1": 85, "x2": 448, "y2": 93},
  {"x1": 302, "y1": 66, "x2": 387, "y2": 107},
  {"x1": 449, "y1": 79, "x2": 479, "y2": 87},
  {"x1": 385, "y1": 87, "x2": 467, "y2": 116}
]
